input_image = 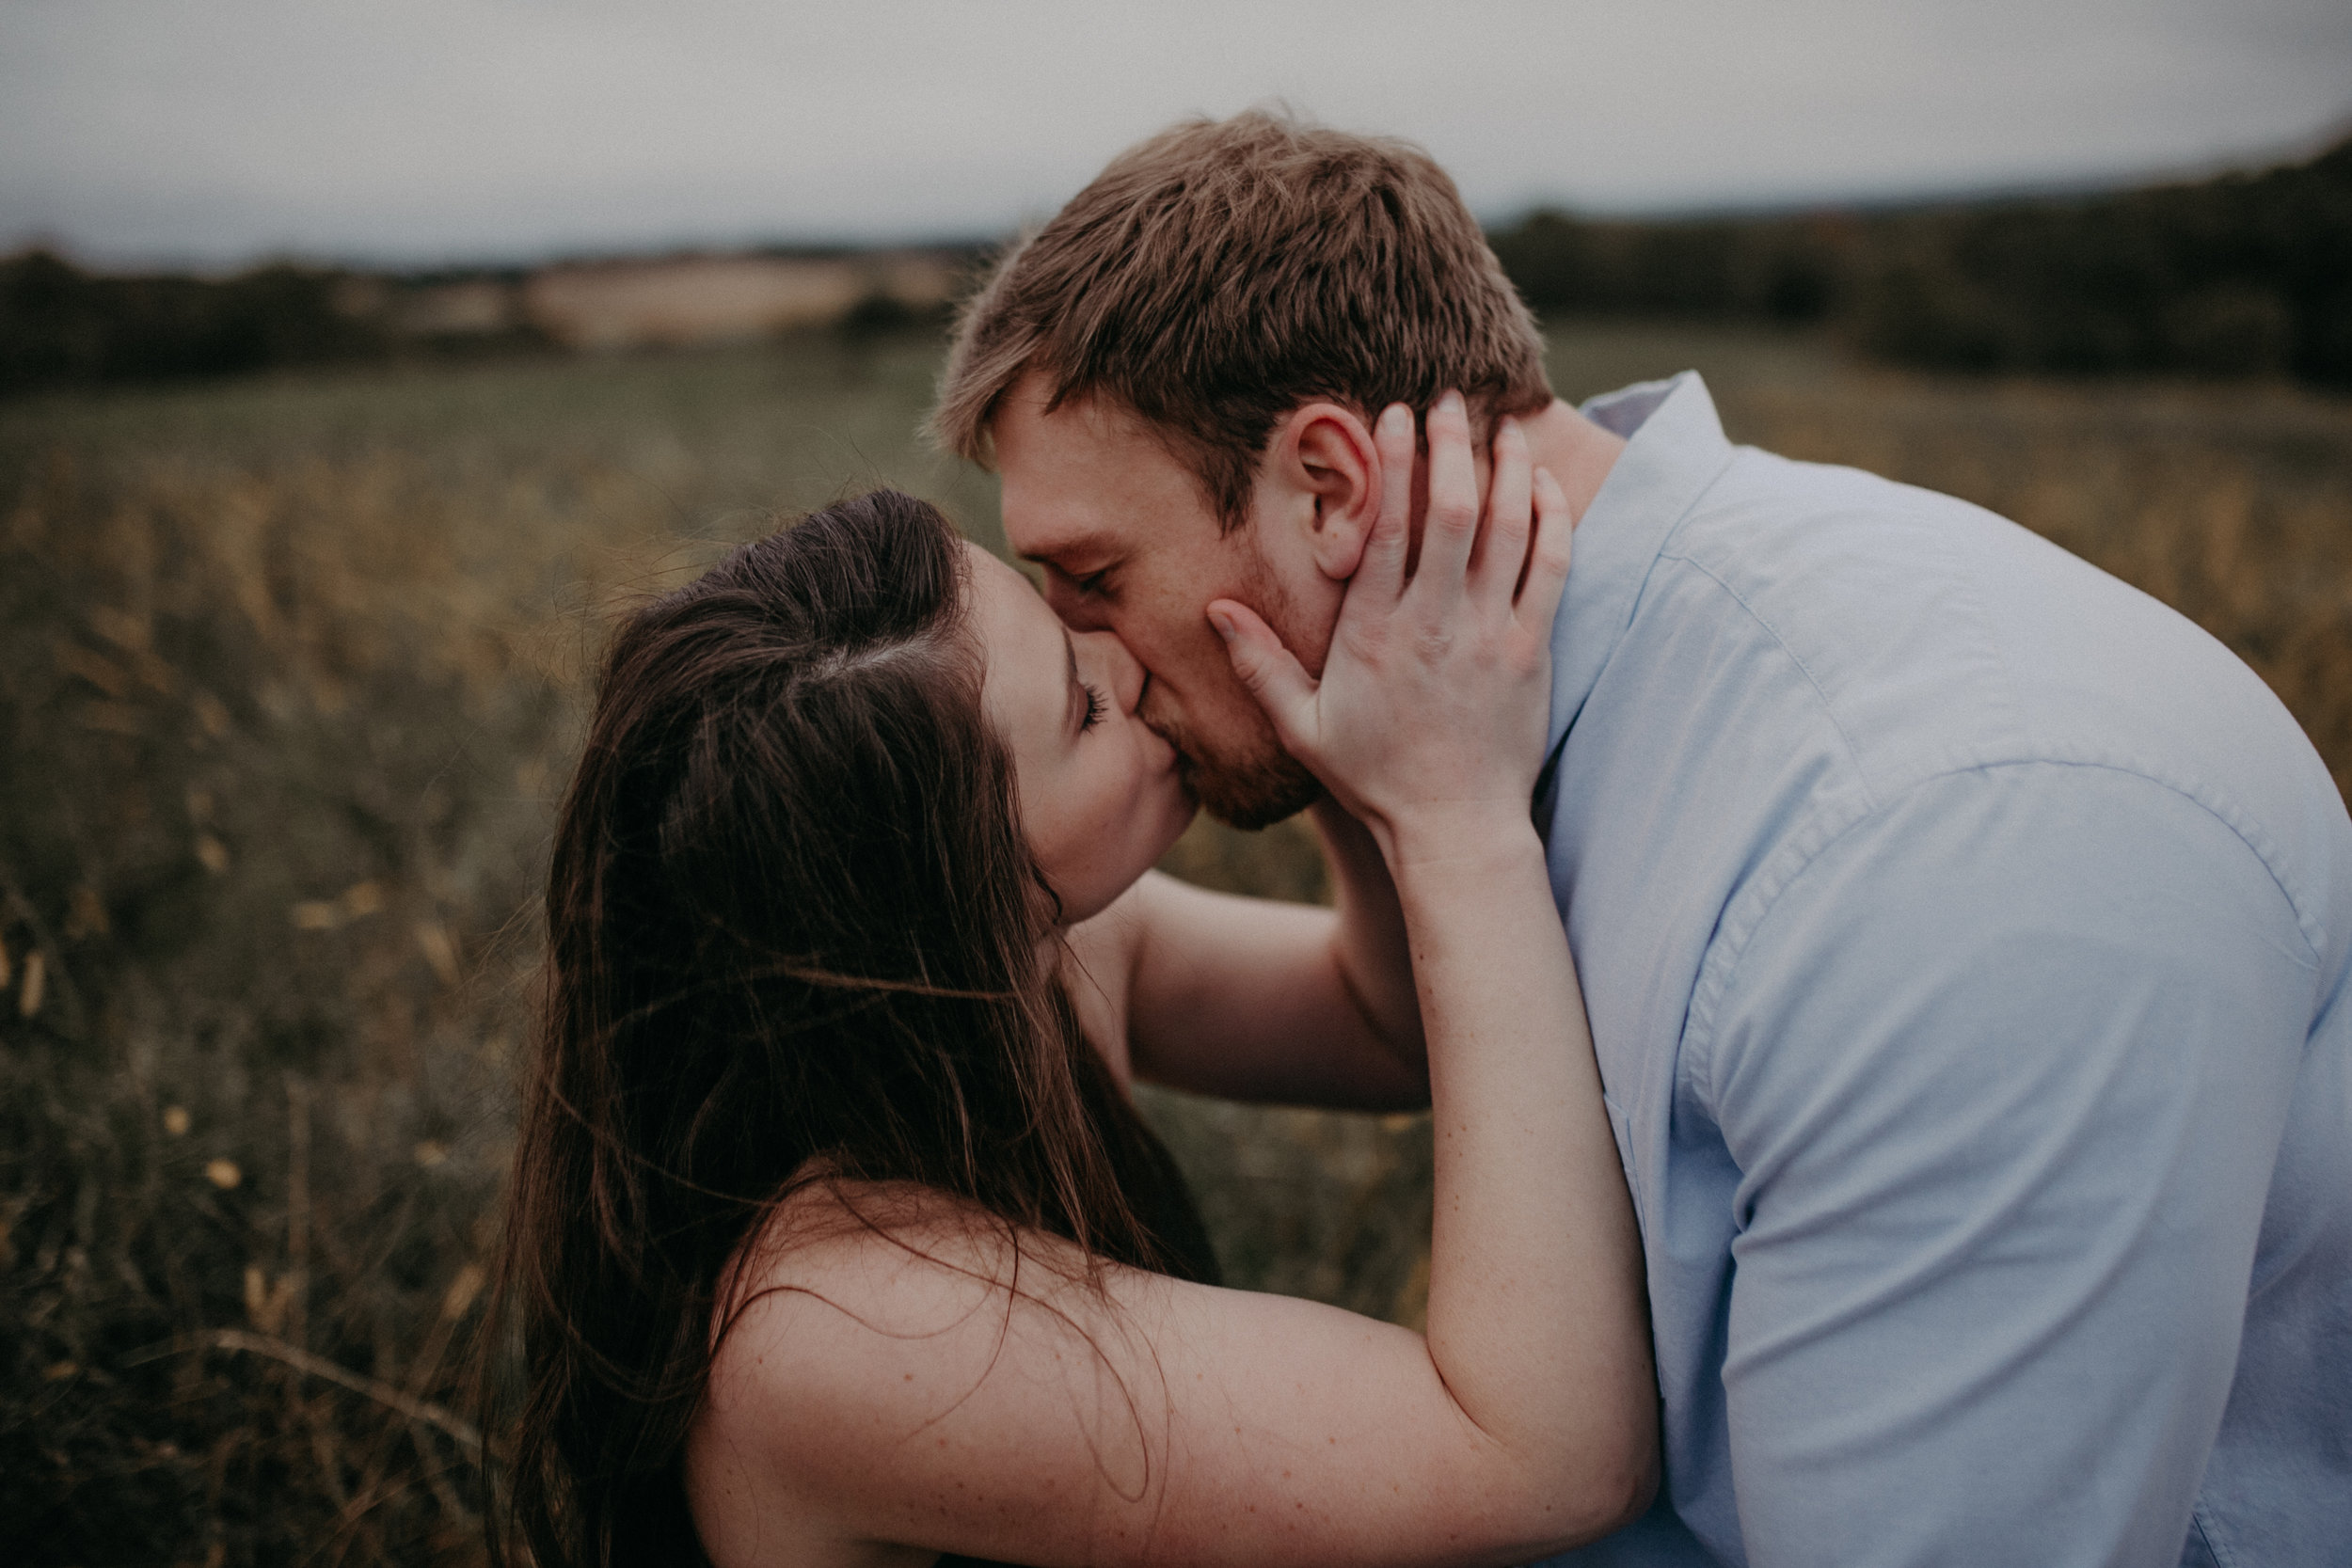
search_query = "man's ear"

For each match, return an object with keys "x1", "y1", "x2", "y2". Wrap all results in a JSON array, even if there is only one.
[{"x1": 1270, "y1": 402, "x2": 1383, "y2": 582}]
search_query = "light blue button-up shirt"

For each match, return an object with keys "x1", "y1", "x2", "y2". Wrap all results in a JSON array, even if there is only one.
[{"x1": 1534, "y1": 374, "x2": 2351, "y2": 1567}]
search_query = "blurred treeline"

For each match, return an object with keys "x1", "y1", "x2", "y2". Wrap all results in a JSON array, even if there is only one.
[
  {"x1": 8, "y1": 135, "x2": 2349, "y2": 400},
  {"x1": 1488, "y1": 134, "x2": 2352, "y2": 384},
  {"x1": 0, "y1": 253, "x2": 549, "y2": 395}
]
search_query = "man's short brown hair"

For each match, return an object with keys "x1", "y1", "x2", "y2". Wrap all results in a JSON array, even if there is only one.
[{"x1": 930, "y1": 110, "x2": 1552, "y2": 531}]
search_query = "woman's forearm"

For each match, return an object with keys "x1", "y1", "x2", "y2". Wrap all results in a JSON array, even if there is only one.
[
  {"x1": 1393, "y1": 814, "x2": 1655, "y2": 1514},
  {"x1": 1313, "y1": 798, "x2": 1427, "y2": 1080}
]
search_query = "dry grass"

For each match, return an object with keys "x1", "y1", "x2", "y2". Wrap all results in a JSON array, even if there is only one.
[{"x1": 3, "y1": 323, "x2": 2345, "y2": 1564}]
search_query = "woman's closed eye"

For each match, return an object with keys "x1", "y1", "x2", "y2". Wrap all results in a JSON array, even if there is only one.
[{"x1": 1079, "y1": 683, "x2": 1108, "y2": 732}]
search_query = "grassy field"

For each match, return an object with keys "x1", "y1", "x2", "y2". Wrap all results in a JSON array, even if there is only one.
[{"x1": 4, "y1": 322, "x2": 2347, "y2": 1564}]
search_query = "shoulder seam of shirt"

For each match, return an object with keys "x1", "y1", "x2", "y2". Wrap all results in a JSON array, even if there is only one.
[{"x1": 1684, "y1": 755, "x2": 2325, "y2": 1114}]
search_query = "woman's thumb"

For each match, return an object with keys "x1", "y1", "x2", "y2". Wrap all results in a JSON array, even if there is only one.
[{"x1": 1207, "y1": 599, "x2": 1314, "y2": 737}]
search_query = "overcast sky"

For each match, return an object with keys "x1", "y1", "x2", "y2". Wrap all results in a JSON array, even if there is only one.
[{"x1": 4, "y1": 0, "x2": 2347, "y2": 269}]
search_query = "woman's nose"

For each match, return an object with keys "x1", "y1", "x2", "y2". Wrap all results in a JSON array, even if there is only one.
[{"x1": 1076, "y1": 629, "x2": 1149, "y2": 716}]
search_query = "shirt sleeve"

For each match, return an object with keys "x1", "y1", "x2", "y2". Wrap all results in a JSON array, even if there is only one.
[{"x1": 1698, "y1": 761, "x2": 2314, "y2": 1568}]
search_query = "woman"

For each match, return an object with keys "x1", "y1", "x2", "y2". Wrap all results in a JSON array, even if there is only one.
[{"x1": 490, "y1": 399, "x2": 1653, "y2": 1567}]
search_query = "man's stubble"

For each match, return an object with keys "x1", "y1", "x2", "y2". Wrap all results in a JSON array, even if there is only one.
[
  {"x1": 1159, "y1": 708, "x2": 1323, "y2": 832},
  {"x1": 1147, "y1": 540, "x2": 1326, "y2": 832}
]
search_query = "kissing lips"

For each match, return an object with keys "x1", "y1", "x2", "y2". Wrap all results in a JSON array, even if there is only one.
[{"x1": 1138, "y1": 698, "x2": 1197, "y2": 800}]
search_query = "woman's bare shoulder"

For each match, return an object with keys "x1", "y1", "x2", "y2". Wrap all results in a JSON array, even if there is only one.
[
  {"x1": 712, "y1": 1180, "x2": 1079, "y2": 1354},
  {"x1": 686, "y1": 1170, "x2": 1613, "y2": 1568},
  {"x1": 689, "y1": 1180, "x2": 1107, "y2": 1565}
]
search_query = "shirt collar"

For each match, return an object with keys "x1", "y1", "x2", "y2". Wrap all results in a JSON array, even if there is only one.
[{"x1": 1546, "y1": 371, "x2": 1740, "y2": 750}]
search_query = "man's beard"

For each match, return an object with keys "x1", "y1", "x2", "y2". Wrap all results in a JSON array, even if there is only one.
[
  {"x1": 1156, "y1": 534, "x2": 1325, "y2": 831},
  {"x1": 1152, "y1": 704, "x2": 1324, "y2": 832}
]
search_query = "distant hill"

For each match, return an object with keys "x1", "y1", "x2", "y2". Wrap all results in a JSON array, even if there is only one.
[
  {"x1": 1488, "y1": 135, "x2": 2352, "y2": 387},
  {"x1": 7, "y1": 139, "x2": 2346, "y2": 397},
  {"x1": 0, "y1": 247, "x2": 972, "y2": 398}
]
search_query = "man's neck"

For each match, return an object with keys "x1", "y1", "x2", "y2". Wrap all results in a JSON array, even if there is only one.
[{"x1": 1519, "y1": 398, "x2": 1628, "y2": 528}]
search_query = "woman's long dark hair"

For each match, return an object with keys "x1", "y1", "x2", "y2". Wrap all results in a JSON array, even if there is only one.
[{"x1": 486, "y1": 491, "x2": 1168, "y2": 1568}]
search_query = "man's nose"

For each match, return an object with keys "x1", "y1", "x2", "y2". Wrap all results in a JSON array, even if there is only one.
[{"x1": 1076, "y1": 630, "x2": 1149, "y2": 715}]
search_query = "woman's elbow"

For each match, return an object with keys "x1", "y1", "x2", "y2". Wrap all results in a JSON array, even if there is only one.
[
  {"x1": 1519, "y1": 1419, "x2": 1661, "y2": 1554},
  {"x1": 1587, "y1": 1439, "x2": 1661, "y2": 1540}
]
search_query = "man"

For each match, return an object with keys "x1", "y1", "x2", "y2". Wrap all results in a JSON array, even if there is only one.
[{"x1": 930, "y1": 111, "x2": 2351, "y2": 1566}]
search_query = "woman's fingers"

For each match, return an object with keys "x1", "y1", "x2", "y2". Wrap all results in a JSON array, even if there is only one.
[
  {"x1": 1207, "y1": 599, "x2": 1317, "y2": 752},
  {"x1": 1515, "y1": 467, "x2": 1576, "y2": 643},
  {"x1": 1359, "y1": 404, "x2": 1416, "y2": 599},
  {"x1": 1471, "y1": 417, "x2": 1532, "y2": 611},
  {"x1": 1413, "y1": 391, "x2": 1479, "y2": 599}
]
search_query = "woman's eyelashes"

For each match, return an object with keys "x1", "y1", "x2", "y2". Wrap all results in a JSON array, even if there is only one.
[{"x1": 1079, "y1": 683, "x2": 1107, "y2": 733}]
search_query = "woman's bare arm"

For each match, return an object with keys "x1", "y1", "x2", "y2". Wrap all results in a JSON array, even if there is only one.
[{"x1": 1209, "y1": 392, "x2": 1654, "y2": 1526}]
